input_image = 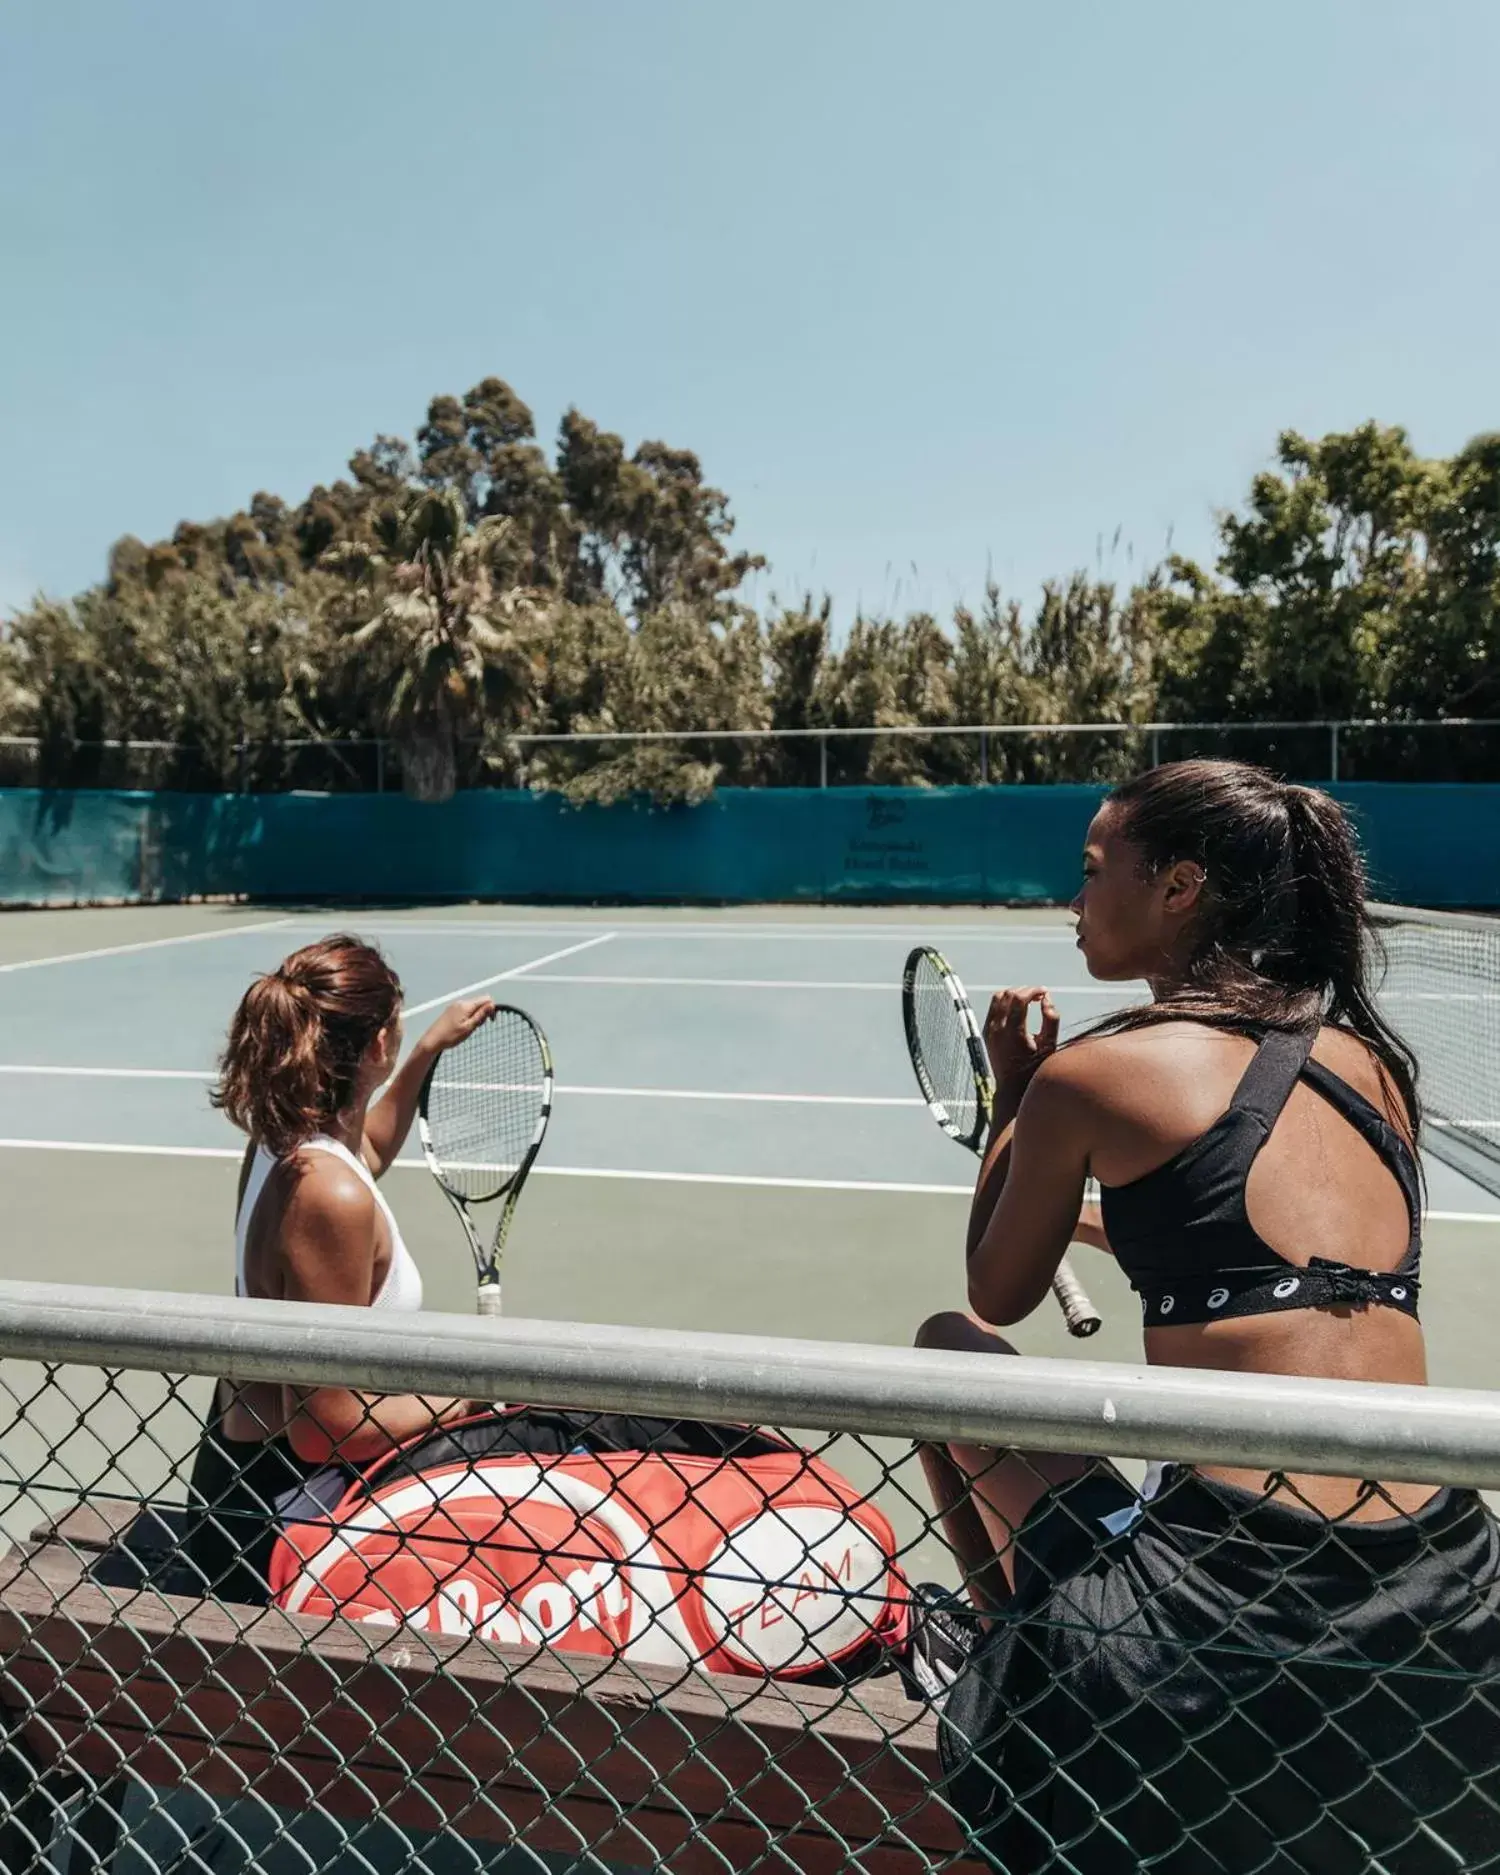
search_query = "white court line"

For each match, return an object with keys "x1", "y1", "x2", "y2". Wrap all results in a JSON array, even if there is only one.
[
  {"x1": 401, "y1": 933, "x2": 619, "y2": 1017},
  {"x1": 0, "y1": 1064, "x2": 921, "y2": 1105},
  {"x1": 0, "y1": 1137, "x2": 1493, "y2": 1221},
  {"x1": 0, "y1": 916, "x2": 294, "y2": 976},
  {"x1": 0, "y1": 1137, "x2": 965, "y2": 1193},
  {"x1": 349, "y1": 921, "x2": 1078, "y2": 942},
  {"x1": 2, "y1": 1068, "x2": 1495, "y2": 1133},
  {"x1": 419, "y1": 1080, "x2": 923, "y2": 1108},
  {"x1": 0, "y1": 1066, "x2": 209, "y2": 1081},
  {"x1": 517, "y1": 972, "x2": 1121, "y2": 993}
]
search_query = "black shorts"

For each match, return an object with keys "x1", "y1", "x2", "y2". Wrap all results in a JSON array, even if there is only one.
[{"x1": 941, "y1": 1466, "x2": 1500, "y2": 1874}]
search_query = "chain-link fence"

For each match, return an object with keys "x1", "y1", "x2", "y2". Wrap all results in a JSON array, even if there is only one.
[
  {"x1": 2, "y1": 1283, "x2": 1499, "y2": 1873},
  {"x1": 4, "y1": 720, "x2": 1500, "y2": 795}
]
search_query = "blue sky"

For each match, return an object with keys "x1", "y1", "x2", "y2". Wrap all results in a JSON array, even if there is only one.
[{"x1": 2, "y1": 1, "x2": 1498, "y2": 624}]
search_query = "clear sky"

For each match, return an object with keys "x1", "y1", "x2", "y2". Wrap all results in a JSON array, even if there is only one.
[{"x1": 3, "y1": 1, "x2": 1498, "y2": 624}]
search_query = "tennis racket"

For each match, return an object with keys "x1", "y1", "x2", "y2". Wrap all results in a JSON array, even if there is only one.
[
  {"x1": 418, "y1": 1005, "x2": 554, "y2": 1317},
  {"x1": 901, "y1": 946, "x2": 1102, "y2": 1338}
]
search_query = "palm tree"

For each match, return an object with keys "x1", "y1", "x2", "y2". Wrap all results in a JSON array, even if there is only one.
[{"x1": 326, "y1": 489, "x2": 539, "y2": 801}]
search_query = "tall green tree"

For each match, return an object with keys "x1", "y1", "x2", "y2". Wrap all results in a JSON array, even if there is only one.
[
  {"x1": 6, "y1": 399, "x2": 1498, "y2": 798},
  {"x1": 322, "y1": 489, "x2": 540, "y2": 802}
]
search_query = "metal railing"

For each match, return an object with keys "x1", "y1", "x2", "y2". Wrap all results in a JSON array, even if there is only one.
[
  {"x1": 2, "y1": 717, "x2": 1498, "y2": 792},
  {"x1": 1, "y1": 1282, "x2": 1499, "y2": 1870},
  {"x1": 510, "y1": 717, "x2": 1500, "y2": 787},
  {"x1": 2, "y1": 1283, "x2": 1499, "y2": 1483}
]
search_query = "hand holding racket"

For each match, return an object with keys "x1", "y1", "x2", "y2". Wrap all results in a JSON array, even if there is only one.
[
  {"x1": 418, "y1": 1005, "x2": 554, "y2": 1317},
  {"x1": 901, "y1": 946, "x2": 1102, "y2": 1338}
]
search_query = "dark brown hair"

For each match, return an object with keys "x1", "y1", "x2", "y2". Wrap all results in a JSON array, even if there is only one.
[
  {"x1": 212, "y1": 936, "x2": 403, "y2": 1156},
  {"x1": 1091, "y1": 760, "x2": 1421, "y2": 1133}
]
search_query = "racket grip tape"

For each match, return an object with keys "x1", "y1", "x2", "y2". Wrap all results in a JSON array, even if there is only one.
[
  {"x1": 476, "y1": 1281, "x2": 503, "y2": 1318},
  {"x1": 1052, "y1": 1255, "x2": 1102, "y2": 1339}
]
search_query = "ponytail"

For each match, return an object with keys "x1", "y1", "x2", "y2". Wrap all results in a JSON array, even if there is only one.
[
  {"x1": 1281, "y1": 785, "x2": 1421, "y2": 1134},
  {"x1": 212, "y1": 936, "x2": 402, "y2": 1157},
  {"x1": 1087, "y1": 761, "x2": 1421, "y2": 1138}
]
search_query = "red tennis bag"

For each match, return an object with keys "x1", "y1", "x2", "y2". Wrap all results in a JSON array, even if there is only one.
[{"x1": 268, "y1": 1409, "x2": 911, "y2": 1681}]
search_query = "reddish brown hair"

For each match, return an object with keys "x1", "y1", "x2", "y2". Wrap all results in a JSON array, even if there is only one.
[{"x1": 212, "y1": 936, "x2": 403, "y2": 1156}]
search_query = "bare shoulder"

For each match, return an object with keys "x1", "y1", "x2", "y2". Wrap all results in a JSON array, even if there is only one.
[
  {"x1": 1314, "y1": 1025, "x2": 1415, "y2": 1136},
  {"x1": 1044, "y1": 1020, "x2": 1214, "y2": 1084},
  {"x1": 277, "y1": 1148, "x2": 377, "y2": 1231}
]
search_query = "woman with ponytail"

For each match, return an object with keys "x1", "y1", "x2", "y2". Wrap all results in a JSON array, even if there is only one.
[
  {"x1": 185, "y1": 935, "x2": 494, "y2": 1603},
  {"x1": 917, "y1": 762, "x2": 1500, "y2": 1869}
]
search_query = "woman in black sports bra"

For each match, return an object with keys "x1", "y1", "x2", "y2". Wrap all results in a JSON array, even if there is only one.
[{"x1": 918, "y1": 761, "x2": 1500, "y2": 1873}]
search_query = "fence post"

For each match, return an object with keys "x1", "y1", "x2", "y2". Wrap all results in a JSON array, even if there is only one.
[
  {"x1": 375, "y1": 740, "x2": 386, "y2": 794},
  {"x1": 236, "y1": 737, "x2": 248, "y2": 795},
  {"x1": 1330, "y1": 723, "x2": 1340, "y2": 783},
  {"x1": 979, "y1": 731, "x2": 989, "y2": 785},
  {"x1": 819, "y1": 735, "x2": 828, "y2": 789},
  {"x1": 1150, "y1": 728, "x2": 1162, "y2": 769}
]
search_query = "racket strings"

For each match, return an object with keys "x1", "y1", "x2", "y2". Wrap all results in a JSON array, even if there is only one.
[
  {"x1": 426, "y1": 1014, "x2": 549, "y2": 1203},
  {"x1": 910, "y1": 954, "x2": 985, "y2": 1141}
]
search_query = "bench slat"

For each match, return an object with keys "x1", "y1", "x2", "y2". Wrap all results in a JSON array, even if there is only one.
[
  {"x1": 31, "y1": 1715, "x2": 946, "y2": 1875},
  {"x1": 0, "y1": 1533, "x2": 985, "y2": 1873},
  {"x1": 26, "y1": 1501, "x2": 142, "y2": 1552}
]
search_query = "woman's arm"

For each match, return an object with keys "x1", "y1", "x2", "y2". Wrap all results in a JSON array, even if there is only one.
[
  {"x1": 1071, "y1": 1199, "x2": 1113, "y2": 1255},
  {"x1": 275, "y1": 1159, "x2": 468, "y2": 1465},
  {"x1": 966, "y1": 986, "x2": 1062, "y2": 1261},
  {"x1": 362, "y1": 998, "x2": 496, "y2": 1179},
  {"x1": 967, "y1": 1060, "x2": 1096, "y2": 1323}
]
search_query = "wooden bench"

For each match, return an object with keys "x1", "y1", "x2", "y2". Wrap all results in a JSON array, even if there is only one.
[{"x1": 0, "y1": 1501, "x2": 986, "y2": 1874}]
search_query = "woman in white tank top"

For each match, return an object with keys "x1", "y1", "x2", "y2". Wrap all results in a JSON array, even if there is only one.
[{"x1": 186, "y1": 934, "x2": 496, "y2": 1603}]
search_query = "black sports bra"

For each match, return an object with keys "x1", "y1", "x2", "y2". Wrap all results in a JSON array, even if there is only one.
[{"x1": 1099, "y1": 1025, "x2": 1422, "y2": 1328}]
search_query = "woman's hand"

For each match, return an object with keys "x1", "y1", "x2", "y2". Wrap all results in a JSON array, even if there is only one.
[
  {"x1": 982, "y1": 987, "x2": 1060, "y2": 1092},
  {"x1": 361, "y1": 998, "x2": 497, "y2": 1178},
  {"x1": 419, "y1": 998, "x2": 496, "y2": 1056}
]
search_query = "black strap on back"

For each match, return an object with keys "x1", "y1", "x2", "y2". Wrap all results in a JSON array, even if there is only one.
[
  {"x1": 1228, "y1": 1026, "x2": 1318, "y2": 1131},
  {"x1": 1231, "y1": 1024, "x2": 1422, "y2": 1251}
]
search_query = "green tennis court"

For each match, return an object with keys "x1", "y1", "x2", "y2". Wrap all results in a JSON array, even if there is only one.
[{"x1": 0, "y1": 900, "x2": 1496, "y2": 1573}]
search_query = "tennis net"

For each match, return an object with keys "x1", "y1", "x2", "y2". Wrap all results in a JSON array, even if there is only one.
[{"x1": 1373, "y1": 902, "x2": 1500, "y2": 1197}]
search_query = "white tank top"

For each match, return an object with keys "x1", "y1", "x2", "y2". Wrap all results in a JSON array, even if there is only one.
[{"x1": 235, "y1": 1137, "x2": 424, "y2": 1312}]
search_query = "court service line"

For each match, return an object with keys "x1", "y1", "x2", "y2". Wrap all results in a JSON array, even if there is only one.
[
  {"x1": 517, "y1": 972, "x2": 1120, "y2": 993},
  {"x1": 0, "y1": 1066, "x2": 209, "y2": 1081},
  {"x1": 0, "y1": 1137, "x2": 1493, "y2": 1223},
  {"x1": 0, "y1": 916, "x2": 295, "y2": 976},
  {"x1": 351, "y1": 921, "x2": 1078, "y2": 942},
  {"x1": 401, "y1": 933, "x2": 619, "y2": 1017},
  {"x1": 0, "y1": 1065, "x2": 924, "y2": 1106},
  {"x1": 3, "y1": 1070, "x2": 1495, "y2": 1131}
]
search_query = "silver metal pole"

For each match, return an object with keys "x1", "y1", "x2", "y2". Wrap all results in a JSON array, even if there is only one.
[
  {"x1": 819, "y1": 734, "x2": 828, "y2": 789},
  {"x1": 979, "y1": 730, "x2": 989, "y2": 784},
  {"x1": 2, "y1": 1281, "x2": 1500, "y2": 1486},
  {"x1": 1330, "y1": 722, "x2": 1341, "y2": 782},
  {"x1": 1150, "y1": 728, "x2": 1162, "y2": 768},
  {"x1": 376, "y1": 739, "x2": 386, "y2": 794}
]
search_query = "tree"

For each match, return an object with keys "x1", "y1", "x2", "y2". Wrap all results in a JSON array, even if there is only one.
[
  {"x1": 2, "y1": 574, "x2": 328, "y2": 788},
  {"x1": 6, "y1": 399, "x2": 1498, "y2": 797},
  {"x1": 557, "y1": 411, "x2": 763, "y2": 615},
  {"x1": 323, "y1": 489, "x2": 540, "y2": 802},
  {"x1": 538, "y1": 603, "x2": 770, "y2": 806},
  {"x1": 1152, "y1": 424, "x2": 1434, "y2": 723}
]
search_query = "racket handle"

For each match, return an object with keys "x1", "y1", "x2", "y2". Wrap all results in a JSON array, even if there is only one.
[
  {"x1": 1052, "y1": 1255, "x2": 1102, "y2": 1339},
  {"x1": 476, "y1": 1280, "x2": 503, "y2": 1318}
]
